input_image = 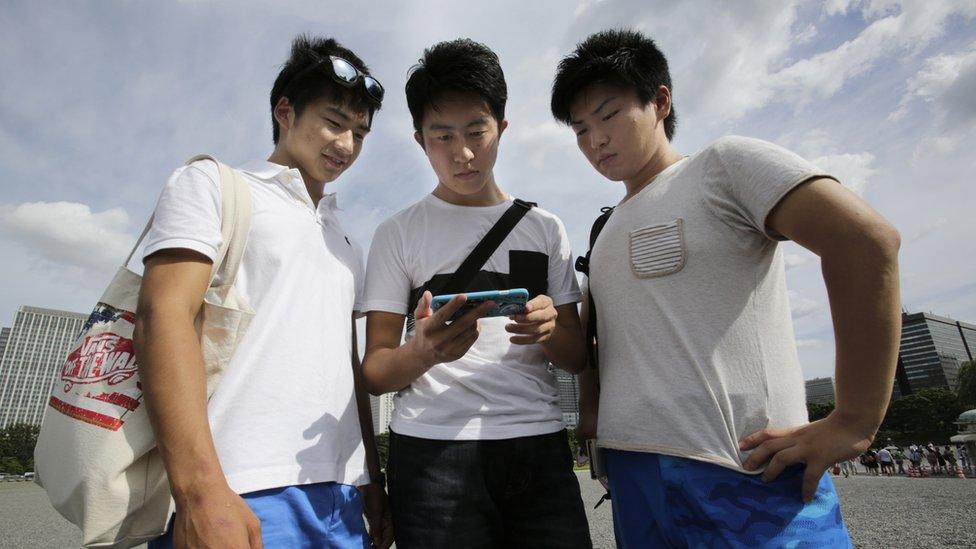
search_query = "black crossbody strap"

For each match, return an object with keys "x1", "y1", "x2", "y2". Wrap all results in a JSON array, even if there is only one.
[
  {"x1": 575, "y1": 206, "x2": 614, "y2": 370},
  {"x1": 437, "y1": 198, "x2": 535, "y2": 295}
]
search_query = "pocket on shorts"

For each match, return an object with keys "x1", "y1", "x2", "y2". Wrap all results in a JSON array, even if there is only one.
[{"x1": 629, "y1": 219, "x2": 686, "y2": 278}]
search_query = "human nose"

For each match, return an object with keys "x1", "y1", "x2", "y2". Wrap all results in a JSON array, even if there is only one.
[
  {"x1": 588, "y1": 127, "x2": 609, "y2": 150},
  {"x1": 333, "y1": 129, "x2": 354, "y2": 157},
  {"x1": 453, "y1": 139, "x2": 475, "y2": 164}
]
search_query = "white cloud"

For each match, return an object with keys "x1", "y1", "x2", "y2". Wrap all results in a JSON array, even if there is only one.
[
  {"x1": 795, "y1": 338, "x2": 825, "y2": 348},
  {"x1": 789, "y1": 290, "x2": 822, "y2": 319},
  {"x1": 810, "y1": 152, "x2": 877, "y2": 195},
  {"x1": 785, "y1": 252, "x2": 815, "y2": 270},
  {"x1": 795, "y1": 23, "x2": 819, "y2": 44},
  {"x1": 890, "y1": 41, "x2": 976, "y2": 123},
  {"x1": 0, "y1": 202, "x2": 136, "y2": 278},
  {"x1": 823, "y1": 0, "x2": 858, "y2": 17}
]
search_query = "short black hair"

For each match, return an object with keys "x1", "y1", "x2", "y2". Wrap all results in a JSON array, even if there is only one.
[
  {"x1": 405, "y1": 38, "x2": 507, "y2": 132},
  {"x1": 551, "y1": 29, "x2": 677, "y2": 141},
  {"x1": 270, "y1": 34, "x2": 381, "y2": 144}
]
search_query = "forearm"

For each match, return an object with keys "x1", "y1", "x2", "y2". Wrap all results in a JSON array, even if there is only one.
[
  {"x1": 541, "y1": 322, "x2": 586, "y2": 373},
  {"x1": 362, "y1": 340, "x2": 431, "y2": 395},
  {"x1": 135, "y1": 311, "x2": 226, "y2": 500},
  {"x1": 352, "y1": 353, "x2": 382, "y2": 482},
  {"x1": 822, "y1": 237, "x2": 901, "y2": 435},
  {"x1": 578, "y1": 367, "x2": 599, "y2": 415}
]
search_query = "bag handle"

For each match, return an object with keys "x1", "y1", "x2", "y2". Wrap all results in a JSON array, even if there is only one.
[
  {"x1": 433, "y1": 198, "x2": 535, "y2": 295},
  {"x1": 122, "y1": 155, "x2": 252, "y2": 288}
]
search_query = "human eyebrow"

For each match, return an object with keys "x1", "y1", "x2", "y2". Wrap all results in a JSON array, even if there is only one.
[
  {"x1": 428, "y1": 123, "x2": 455, "y2": 131},
  {"x1": 466, "y1": 117, "x2": 488, "y2": 127},
  {"x1": 591, "y1": 97, "x2": 616, "y2": 115},
  {"x1": 326, "y1": 106, "x2": 351, "y2": 121}
]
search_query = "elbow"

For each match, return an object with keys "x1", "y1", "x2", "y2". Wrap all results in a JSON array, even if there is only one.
[{"x1": 360, "y1": 357, "x2": 387, "y2": 396}]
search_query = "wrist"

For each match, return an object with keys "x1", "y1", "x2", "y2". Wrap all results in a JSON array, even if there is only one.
[
  {"x1": 827, "y1": 408, "x2": 881, "y2": 441},
  {"x1": 403, "y1": 337, "x2": 437, "y2": 370},
  {"x1": 170, "y1": 473, "x2": 231, "y2": 506}
]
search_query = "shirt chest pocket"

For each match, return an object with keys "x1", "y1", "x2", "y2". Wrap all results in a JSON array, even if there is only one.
[{"x1": 629, "y1": 219, "x2": 686, "y2": 278}]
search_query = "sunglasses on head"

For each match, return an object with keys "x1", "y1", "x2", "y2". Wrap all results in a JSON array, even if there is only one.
[{"x1": 288, "y1": 53, "x2": 384, "y2": 104}]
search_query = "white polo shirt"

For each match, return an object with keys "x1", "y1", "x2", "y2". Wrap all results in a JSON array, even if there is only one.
[{"x1": 143, "y1": 159, "x2": 368, "y2": 495}]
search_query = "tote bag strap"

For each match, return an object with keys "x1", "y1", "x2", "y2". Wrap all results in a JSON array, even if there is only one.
[{"x1": 121, "y1": 155, "x2": 252, "y2": 288}]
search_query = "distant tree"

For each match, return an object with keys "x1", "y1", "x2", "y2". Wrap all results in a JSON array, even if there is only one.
[
  {"x1": 957, "y1": 360, "x2": 976, "y2": 409},
  {"x1": 567, "y1": 427, "x2": 582, "y2": 465},
  {"x1": 375, "y1": 432, "x2": 390, "y2": 471},
  {"x1": 807, "y1": 402, "x2": 835, "y2": 422},
  {"x1": 0, "y1": 456, "x2": 24, "y2": 475},
  {"x1": 0, "y1": 423, "x2": 40, "y2": 470},
  {"x1": 886, "y1": 388, "x2": 962, "y2": 443}
]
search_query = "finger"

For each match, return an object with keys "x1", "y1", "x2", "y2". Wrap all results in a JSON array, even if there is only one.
[
  {"x1": 742, "y1": 436, "x2": 796, "y2": 471},
  {"x1": 414, "y1": 291, "x2": 433, "y2": 320},
  {"x1": 761, "y1": 447, "x2": 802, "y2": 483},
  {"x1": 444, "y1": 301, "x2": 495, "y2": 337},
  {"x1": 428, "y1": 294, "x2": 467, "y2": 325},
  {"x1": 510, "y1": 332, "x2": 549, "y2": 345},
  {"x1": 248, "y1": 517, "x2": 264, "y2": 549},
  {"x1": 802, "y1": 464, "x2": 826, "y2": 503},
  {"x1": 739, "y1": 426, "x2": 790, "y2": 451},
  {"x1": 524, "y1": 295, "x2": 552, "y2": 313},
  {"x1": 512, "y1": 308, "x2": 556, "y2": 324},
  {"x1": 504, "y1": 321, "x2": 548, "y2": 335}
]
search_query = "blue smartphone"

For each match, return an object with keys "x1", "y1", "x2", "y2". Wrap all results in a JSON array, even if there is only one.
[{"x1": 430, "y1": 288, "x2": 530, "y2": 321}]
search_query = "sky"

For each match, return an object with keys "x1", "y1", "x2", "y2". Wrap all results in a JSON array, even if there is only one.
[{"x1": 1, "y1": 0, "x2": 974, "y2": 381}]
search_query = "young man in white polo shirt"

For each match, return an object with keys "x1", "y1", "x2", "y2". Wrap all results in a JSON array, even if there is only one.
[
  {"x1": 361, "y1": 39, "x2": 592, "y2": 548},
  {"x1": 136, "y1": 35, "x2": 392, "y2": 548},
  {"x1": 551, "y1": 29, "x2": 902, "y2": 547}
]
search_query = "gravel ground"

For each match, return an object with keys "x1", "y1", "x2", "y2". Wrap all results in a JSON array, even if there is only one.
[{"x1": 2, "y1": 473, "x2": 973, "y2": 548}]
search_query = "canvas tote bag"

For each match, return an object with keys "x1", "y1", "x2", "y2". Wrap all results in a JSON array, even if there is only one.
[{"x1": 34, "y1": 155, "x2": 255, "y2": 548}]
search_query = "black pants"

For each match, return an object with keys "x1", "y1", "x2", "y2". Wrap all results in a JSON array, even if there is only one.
[{"x1": 388, "y1": 429, "x2": 592, "y2": 549}]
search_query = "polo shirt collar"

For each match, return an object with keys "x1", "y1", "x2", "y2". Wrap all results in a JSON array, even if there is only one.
[
  {"x1": 238, "y1": 159, "x2": 290, "y2": 180},
  {"x1": 239, "y1": 159, "x2": 341, "y2": 213}
]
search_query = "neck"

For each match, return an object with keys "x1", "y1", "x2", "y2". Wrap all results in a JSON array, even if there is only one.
[
  {"x1": 621, "y1": 141, "x2": 683, "y2": 203},
  {"x1": 267, "y1": 148, "x2": 325, "y2": 206},
  {"x1": 432, "y1": 172, "x2": 509, "y2": 207}
]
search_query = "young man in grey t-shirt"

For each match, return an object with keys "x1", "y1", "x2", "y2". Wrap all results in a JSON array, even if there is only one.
[{"x1": 550, "y1": 29, "x2": 901, "y2": 547}]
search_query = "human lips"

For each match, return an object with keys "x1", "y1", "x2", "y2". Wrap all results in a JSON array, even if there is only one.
[
  {"x1": 323, "y1": 153, "x2": 347, "y2": 170},
  {"x1": 597, "y1": 153, "x2": 616, "y2": 167},
  {"x1": 455, "y1": 169, "x2": 479, "y2": 180}
]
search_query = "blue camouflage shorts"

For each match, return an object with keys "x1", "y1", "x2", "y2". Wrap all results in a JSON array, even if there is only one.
[{"x1": 605, "y1": 449, "x2": 852, "y2": 548}]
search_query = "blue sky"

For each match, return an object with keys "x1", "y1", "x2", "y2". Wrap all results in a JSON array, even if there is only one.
[{"x1": 1, "y1": 0, "x2": 974, "y2": 380}]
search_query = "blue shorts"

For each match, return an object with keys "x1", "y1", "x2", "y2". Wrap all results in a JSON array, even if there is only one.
[
  {"x1": 149, "y1": 482, "x2": 369, "y2": 549},
  {"x1": 605, "y1": 449, "x2": 851, "y2": 548}
]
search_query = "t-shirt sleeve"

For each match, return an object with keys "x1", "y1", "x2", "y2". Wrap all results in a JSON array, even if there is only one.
[
  {"x1": 704, "y1": 135, "x2": 838, "y2": 240},
  {"x1": 362, "y1": 218, "x2": 412, "y2": 315},
  {"x1": 142, "y1": 159, "x2": 222, "y2": 262},
  {"x1": 546, "y1": 215, "x2": 582, "y2": 307}
]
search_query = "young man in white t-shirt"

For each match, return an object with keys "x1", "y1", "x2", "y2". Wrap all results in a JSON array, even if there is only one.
[
  {"x1": 362, "y1": 39, "x2": 592, "y2": 548},
  {"x1": 550, "y1": 30, "x2": 902, "y2": 547},
  {"x1": 136, "y1": 35, "x2": 392, "y2": 548}
]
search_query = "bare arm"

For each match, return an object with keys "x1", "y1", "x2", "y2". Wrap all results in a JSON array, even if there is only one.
[
  {"x1": 576, "y1": 294, "x2": 600, "y2": 440},
  {"x1": 351, "y1": 318, "x2": 393, "y2": 549},
  {"x1": 362, "y1": 293, "x2": 493, "y2": 395},
  {"x1": 134, "y1": 250, "x2": 261, "y2": 549},
  {"x1": 506, "y1": 299, "x2": 586, "y2": 374},
  {"x1": 740, "y1": 177, "x2": 901, "y2": 501}
]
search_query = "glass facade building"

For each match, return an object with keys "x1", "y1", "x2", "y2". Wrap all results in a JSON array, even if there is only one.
[
  {"x1": 805, "y1": 376, "x2": 835, "y2": 405},
  {"x1": 895, "y1": 312, "x2": 975, "y2": 397},
  {"x1": 0, "y1": 306, "x2": 87, "y2": 428}
]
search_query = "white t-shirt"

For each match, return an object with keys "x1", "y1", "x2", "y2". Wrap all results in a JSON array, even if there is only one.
[
  {"x1": 363, "y1": 194, "x2": 582, "y2": 440},
  {"x1": 590, "y1": 136, "x2": 836, "y2": 473},
  {"x1": 143, "y1": 159, "x2": 368, "y2": 494}
]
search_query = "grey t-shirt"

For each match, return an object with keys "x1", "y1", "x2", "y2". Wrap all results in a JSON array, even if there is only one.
[{"x1": 590, "y1": 135, "x2": 836, "y2": 473}]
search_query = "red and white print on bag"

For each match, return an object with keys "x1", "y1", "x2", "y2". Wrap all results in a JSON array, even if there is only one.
[{"x1": 48, "y1": 303, "x2": 142, "y2": 431}]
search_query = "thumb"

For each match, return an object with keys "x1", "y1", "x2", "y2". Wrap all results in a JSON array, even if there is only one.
[{"x1": 415, "y1": 291, "x2": 433, "y2": 320}]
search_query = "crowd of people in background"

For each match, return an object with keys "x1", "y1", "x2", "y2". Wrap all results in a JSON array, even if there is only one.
[{"x1": 836, "y1": 443, "x2": 970, "y2": 478}]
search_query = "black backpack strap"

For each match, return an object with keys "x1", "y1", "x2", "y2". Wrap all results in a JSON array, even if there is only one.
[
  {"x1": 436, "y1": 198, "x2": 535, "y2": 295},
  {"x1": 575, "y1": 206, "x2": 614, "y2": 370}
]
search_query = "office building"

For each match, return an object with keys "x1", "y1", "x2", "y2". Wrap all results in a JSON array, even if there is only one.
[
  {"x1": 0, "y1": 306, "x2": 87, "y2": 428},
  {"x1": 895, "y1": 311, "x2": 975, "y2": 397},
  {"x1": 805, "y1": 376, "x2": 836, "y2": 405}
]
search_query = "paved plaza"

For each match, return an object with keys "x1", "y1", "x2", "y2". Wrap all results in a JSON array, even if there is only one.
[{"x1": 1, "y1": 472, "x2": 974, "y2": 548}]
